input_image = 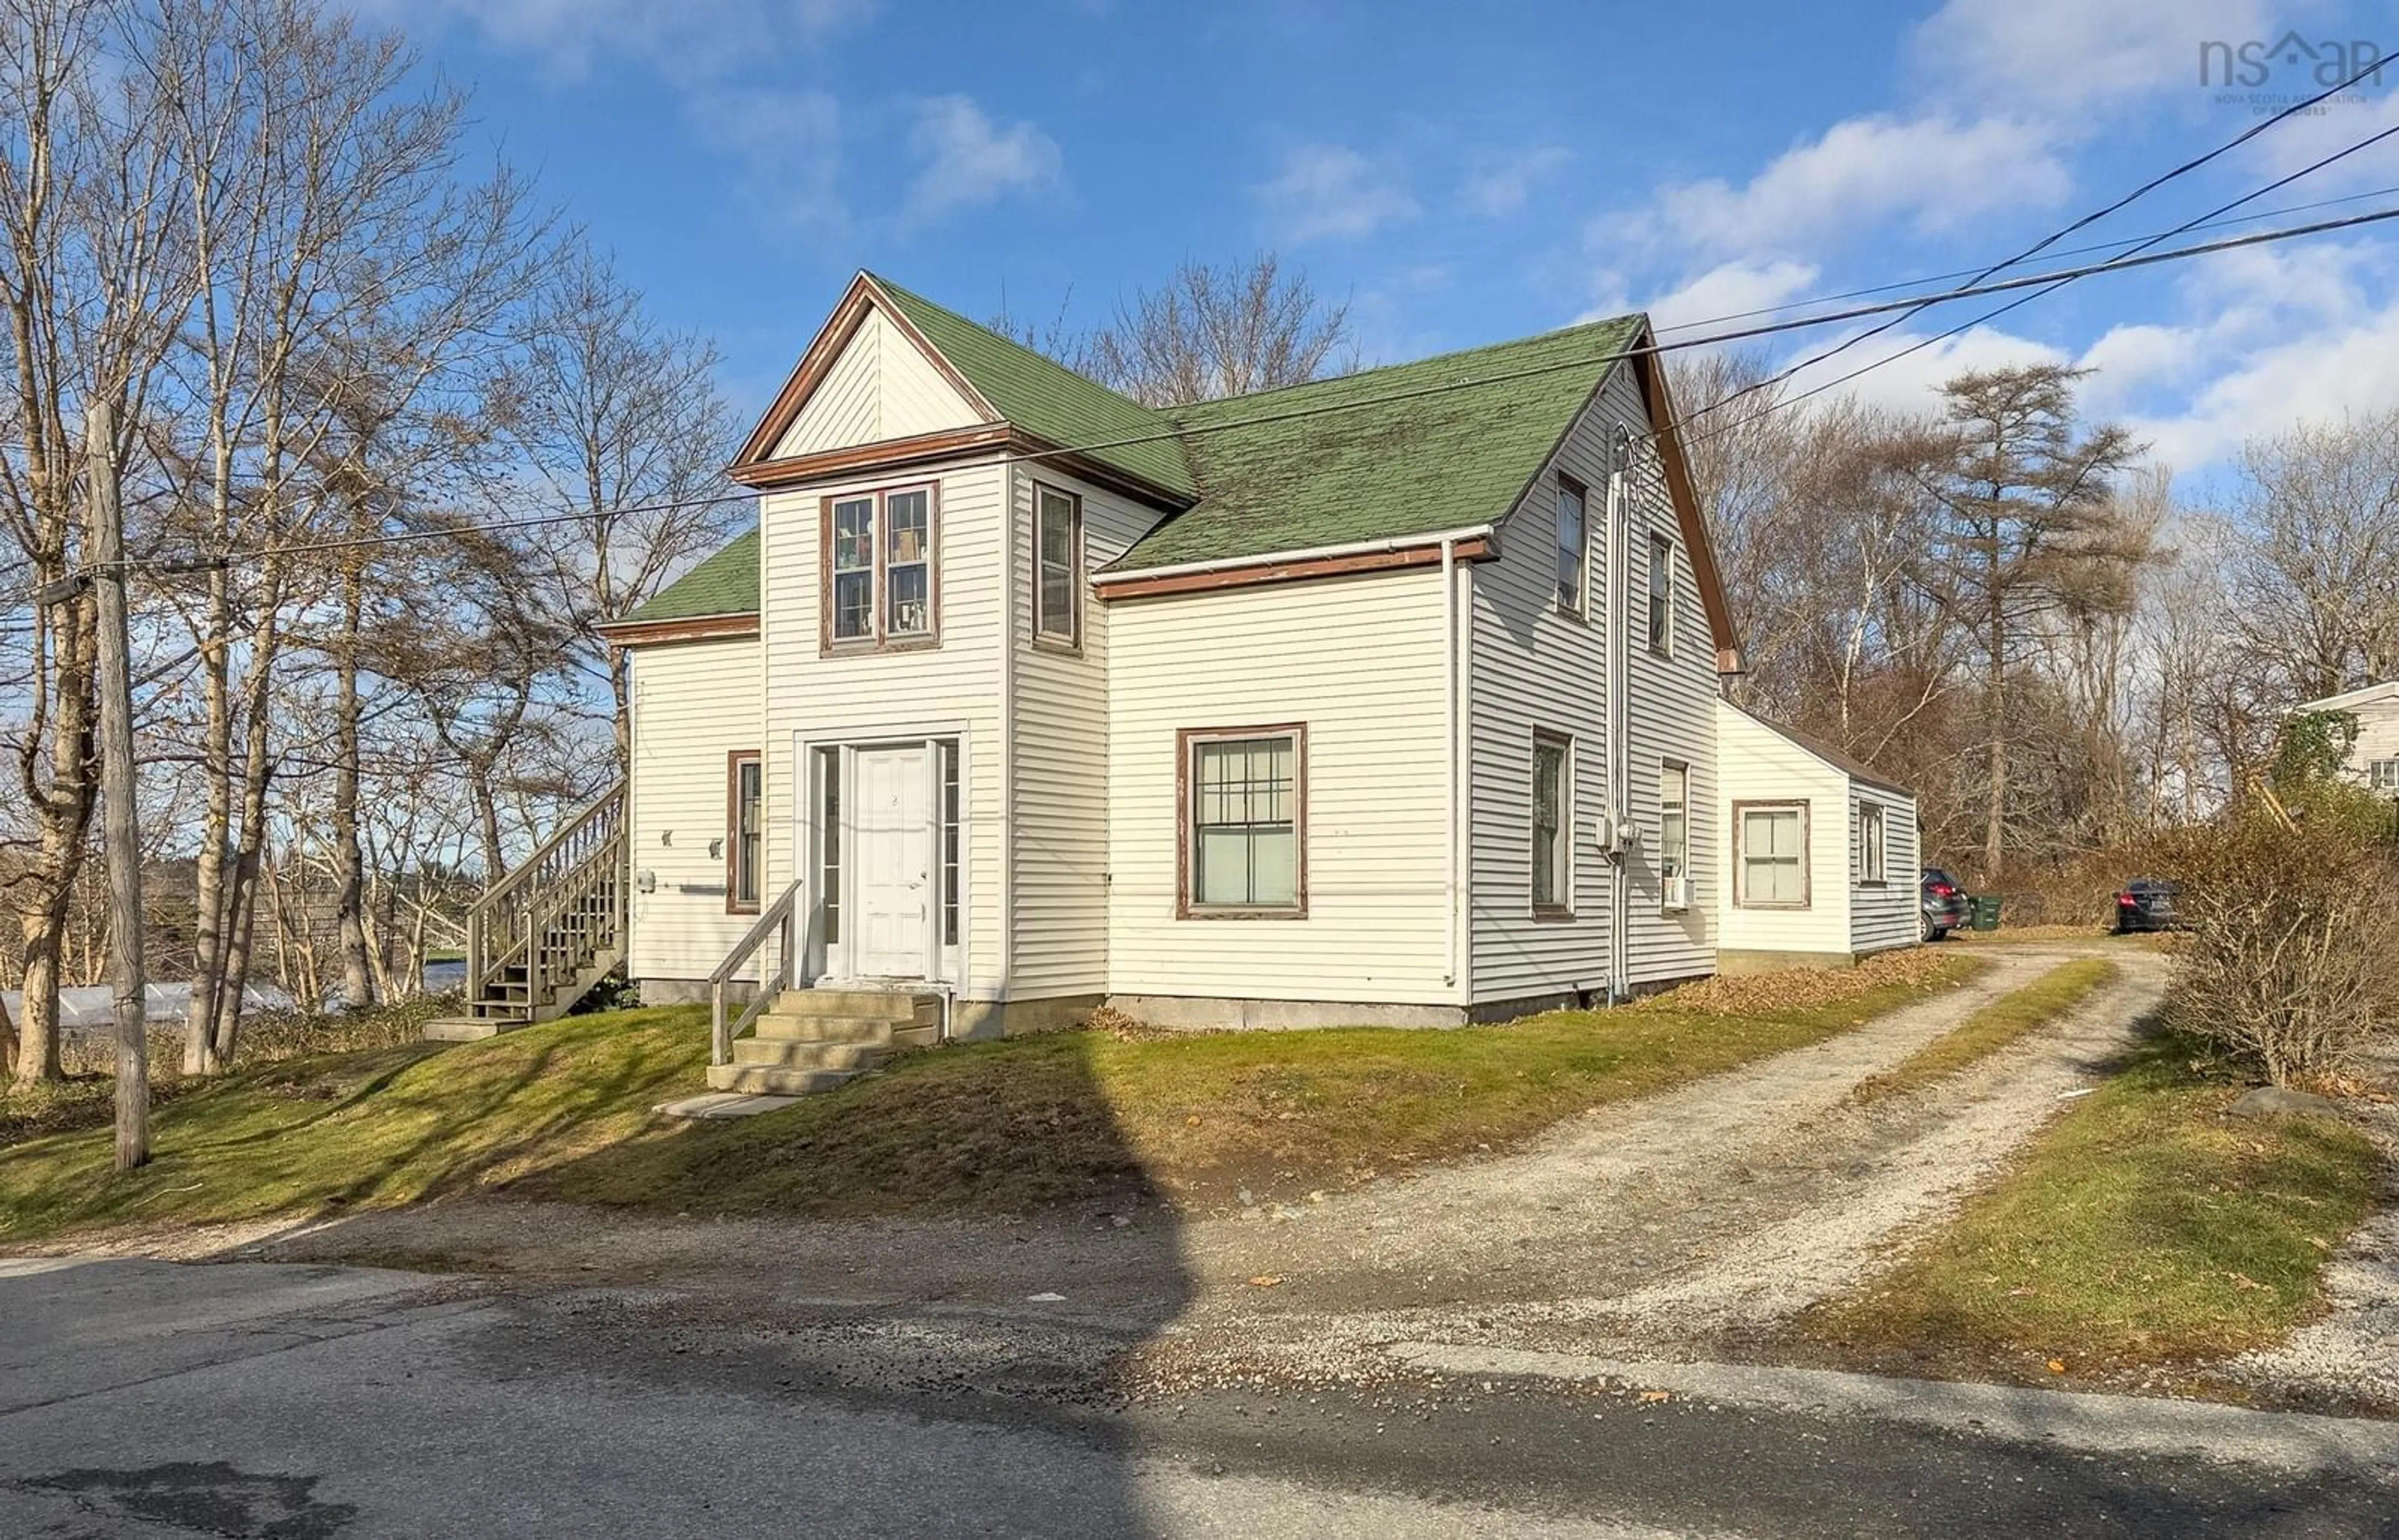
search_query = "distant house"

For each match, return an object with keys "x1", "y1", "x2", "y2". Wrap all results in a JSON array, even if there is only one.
[
  {"x1": 432, "y1": 272, "x2": 1925, "y2": 1088},
  {"x1": 2293, "y1": 682, "x2": 2399, "y2": 793}
]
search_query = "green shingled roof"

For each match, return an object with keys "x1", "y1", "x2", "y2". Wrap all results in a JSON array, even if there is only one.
[
  {"x1": 866, "y1": 274, "x2": 1198, "y2": 499},
  {"x1": 628, "y1": 291, "x2": 1651, "y2": 631},
  {"x1": 623, "y1": 525, "x2": 758, "y2": 622},
  {"x1": 1123, "y1": 314, "x2": 1646, "y2": 572}
]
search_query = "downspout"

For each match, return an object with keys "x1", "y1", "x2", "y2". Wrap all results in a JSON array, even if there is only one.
[
  {"x1": 1442, "y1": 535, "x2": 1459, "y2": 995},
  {"x1": 997, "y1": 464, "x2": 1017, "y2": 1021},
  {"x1": 1607, "y1": 427, "x2": 1635, "y2": 1004}
]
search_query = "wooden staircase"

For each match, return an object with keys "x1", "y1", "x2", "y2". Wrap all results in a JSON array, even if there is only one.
[
  {"x1": 704, "y1": 987, "x2": 943, "y2": 1096},
  {"x1": 427, "y1": 783, "x2": 628, "y2": 1041}
]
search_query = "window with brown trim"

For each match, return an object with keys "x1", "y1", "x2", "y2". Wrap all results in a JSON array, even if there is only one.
[
  {"x1": 1555, "y1": 475, "x2": 1587, "y2": 617},
  {"x1": 1735, "y1": 800, "x2": 1809, "y2": 909},
  {"x1": 1179, "y1": 726, "x2": 1306, "y2": 917},
  {"x1": 1033, "y1": 482, "x2": 1083, "y2": 646},
  {"x1": 821, "y1": 482, "x2": 939, "y2": 650},
  {"x1": 728, "y1": 751, "x2": 762, "y2": 913},
  {"x1": 1532, "y1": 732, "x2": 1573, "y2": 916}
]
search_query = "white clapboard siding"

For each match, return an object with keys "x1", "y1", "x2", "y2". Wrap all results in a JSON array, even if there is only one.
[
  {"x1": 1108, "y1": 569, "x2": 1454, "y2": 1003},
  {"x1": 628, "y1": 633, "x2": 765, "y2": 981},
  {"x1": 773, "y1": 306, "x2": 984, "y2": 459},
  {"x1": 1466, "y1": 361, "x2": 1720, "y2": 1003},
  {"x1": 1715, "y1": 700, "x2": 1850, "y2": 956},
  {"x1": 1849, "y1": 790, "x2": 1920, "y2": 955},
  {"x1": 2347, "y1": 695, "x2": 2399, "y2": 785},
  {"x1": 1009, "y1": 466, "x2": 1166, "y2": 998},
  {"x1": 757, "y1": 457, "x2": 1010, "y2": 996}
]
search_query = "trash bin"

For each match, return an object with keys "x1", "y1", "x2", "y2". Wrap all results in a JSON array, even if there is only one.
[{"x1": 1969, "y1": 895, "x2": 2003, "y2": 931}]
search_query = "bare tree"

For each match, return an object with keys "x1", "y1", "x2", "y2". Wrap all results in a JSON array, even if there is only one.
[
  {"x1": 499, "y1": 244, "x2": 737, "y2": 765},
  {"x1": 0, "y1": 0, "x2": 192, "y2": 1085},
  {"x1": 2223, "y1": 411, "x2": 2399, "y2": 699},
  {"x1": 1000, "y1": 254, "x2": 1353, "y2": 408}
]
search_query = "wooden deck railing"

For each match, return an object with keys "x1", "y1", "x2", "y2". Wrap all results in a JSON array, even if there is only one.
[{"x1": 464, "y1": 781, "x2": 627, "y2": 1021}]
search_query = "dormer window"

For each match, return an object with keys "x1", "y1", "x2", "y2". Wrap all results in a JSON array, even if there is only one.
[{"x1": 823, "y1": 483, "x2": 939, "y2": 650}]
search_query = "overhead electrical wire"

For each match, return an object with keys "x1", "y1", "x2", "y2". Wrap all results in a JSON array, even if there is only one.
[
  {"x1": 1686, "y1": 118, "x2": 2399, "y2": 449},
  {"x1": 1666, "y1": 46, "x2": 2399, "y2": 436},
  {"x1": 16, "y1": 199, "x2": 2399, "y2": 597}
]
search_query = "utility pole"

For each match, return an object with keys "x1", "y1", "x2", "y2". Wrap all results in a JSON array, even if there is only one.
[{"x1": 88, "y1": 399, "x2": 148, "y2": 1171}]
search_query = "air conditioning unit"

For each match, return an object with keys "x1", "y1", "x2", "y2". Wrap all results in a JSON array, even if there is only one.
[{"x1": 1663, "y1": 875, "x2": 1693, "y2": 913}]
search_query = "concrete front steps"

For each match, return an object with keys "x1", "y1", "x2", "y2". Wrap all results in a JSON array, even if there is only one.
[{"x1": 703, "y1": 987, "x2": 943, "y2": 1096}]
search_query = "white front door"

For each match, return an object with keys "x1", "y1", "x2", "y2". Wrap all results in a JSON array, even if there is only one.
[{"x1": 853, "y1": 745, "x2": 932, "y2": 977}]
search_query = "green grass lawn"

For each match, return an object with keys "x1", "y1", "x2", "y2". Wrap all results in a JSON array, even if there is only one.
[
  {"x1": 0, "y1": 952, "x2": 1986, "y2": 1244},
  {"x1": 1806, "y1": 1032, "x2": 2383, "y2": 1379},
  {"x1": 1850, "y1": 958, "x2": 2115, "y2": 1104}
]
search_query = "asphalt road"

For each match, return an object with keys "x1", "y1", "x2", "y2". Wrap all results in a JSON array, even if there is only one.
[{"x1": 2, "y1": 1256, "x2": 2393, "y2": 1538}]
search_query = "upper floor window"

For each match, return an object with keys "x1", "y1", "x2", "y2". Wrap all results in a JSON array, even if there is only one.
[
  {"x1": 1556, "y1": 476, "x2": 1587, "y2": 617},
  {"x1": 824, "y1": 484, "x2": 938, "y2": 650},
  {"x1": 1648, "y1": 533, "x2": 1674, "y2": 654},
  {"x1": 1034, "y1": 482, "x2": 1083, "y2": 646}
]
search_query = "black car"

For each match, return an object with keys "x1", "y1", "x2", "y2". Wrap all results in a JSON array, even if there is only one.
[
  {"x1": 2114, "y1": 878, "x2": 2182, "y2": 934},
  {"x1": 1920, "y1": 868, "x2": 1970, "y2": 942}
]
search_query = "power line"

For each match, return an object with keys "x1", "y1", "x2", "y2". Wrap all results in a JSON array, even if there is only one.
[
  {"x1": 20, "y1": 199, "x2": 2399, "y2": 593},
  {"x1": 1687, "y1": 118, "x2": 2399, "y2": 449},
  {"x1": 1668, "y1": 47, "x2": 2399, "y2": 434},
  {"x1": 1649, "y1": 182, "x2": 2399, "y2": 337}
]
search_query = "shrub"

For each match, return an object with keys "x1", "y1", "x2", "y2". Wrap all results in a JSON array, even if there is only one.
[{"x1": 2159, "y1": 812, "x2": 2399, "y2": 1085}]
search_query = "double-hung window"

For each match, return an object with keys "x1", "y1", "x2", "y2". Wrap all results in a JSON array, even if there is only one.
[
  {"x1": 1033, "y1": 483, "x2": 1083, "y2": 645},
  {"x1": 824, "y1": 484, "x2": 938, "y2": 648},
  {"x1": 1737, "y1": 802, "x2": 1809, "y2": 908},
  {"x1": 1647, "y1": 534, "x2": 1674, "y2": 654},
  {"x1": 727, "y1": 752, "x2": 762, "y2": 913},
  {"x1": 1555, "y1": 476, "x2": 1587, "y2": 617},
  {"x1": 1858, "y1": 801, "x2": 1887, "y2": 885},
  {"x1": 1532, "y1": 733, "x2": 1573, "y2": 915},
  {"x1": 1181, "y1": 727, "x2": 1304, "y2": 916},
  {"x1": 1659, "y1": 760, "x2": 1689, "y2": 907},
  {"x1": 2372, "y1": 758, "x2": 2399, "y2": 793}
]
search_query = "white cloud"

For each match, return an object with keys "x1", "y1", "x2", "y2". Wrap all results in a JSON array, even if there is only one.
[
  {"x1": 903, "y1": 97, "x2": 1063, "y2": 221},
  {"x1": 1653, "y1": 115, "x2": 2073, "y2": 258},
  {"x1": 1642, "y1": 259, "x2": 1823, "y2": 333},
  {"x1": 344, "y1": 0, "x2": 876, "y2": 82},
  {"x1": 1914, "y1": 0, "x2": 2275, "y2": 117},
  {"x1": 1255, "y1": 145, "x2": 1420, "y2": 242},
  {"x1": 1463, "y1": 147, "x2": 1569, "y2": 217},
  {"x1": 1782, "y1": 322, "x2": 2069, "y2": 415}
]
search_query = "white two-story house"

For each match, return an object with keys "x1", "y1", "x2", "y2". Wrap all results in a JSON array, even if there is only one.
[{"x1": 437, "y1": 273, "x2": 1920, "y2": 1090}]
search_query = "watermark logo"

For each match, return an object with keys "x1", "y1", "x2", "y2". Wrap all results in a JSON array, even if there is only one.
[{"x1": 2202, "y1": 33, "x2": 2388, "y2": 113}]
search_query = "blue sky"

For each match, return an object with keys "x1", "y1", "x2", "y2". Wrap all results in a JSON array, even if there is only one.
[{"x1": 357, "y1": 0, "x2": 2399, "y2": 483}]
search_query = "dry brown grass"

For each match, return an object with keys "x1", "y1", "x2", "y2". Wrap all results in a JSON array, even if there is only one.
[{"x1": 1637, "y1": 946, "x2": 1990, "y2": 1018}]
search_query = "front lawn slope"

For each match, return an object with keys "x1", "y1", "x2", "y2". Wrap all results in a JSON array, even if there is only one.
[{"x1": 0, "y1": 952, "x2": 1984, "y2": 1243}]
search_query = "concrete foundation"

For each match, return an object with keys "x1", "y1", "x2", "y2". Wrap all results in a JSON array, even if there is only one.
[
  {"x1": 635, "y1": 977, "x2": 759, "y2": 1007},
  {"x1": 1714, "y1": 948, "x2": 1857, "y2": 976},
  {"x1": 950, "y1": 993, "x2": 1103, "y2": 1041}
]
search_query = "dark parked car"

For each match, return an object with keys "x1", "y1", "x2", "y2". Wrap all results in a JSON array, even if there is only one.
[
  {"x1": 2114, "y1": 878, "x2": 2183, "y2": 934},
  {"x1": 1920, "y1": 867, "x2": 1970, "y2": 942}
]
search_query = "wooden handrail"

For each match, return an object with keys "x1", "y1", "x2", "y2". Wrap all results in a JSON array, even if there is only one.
[
  {"x1": 465, "y1": 781, "x2": 628, "y2": 1016},
  {"x1": 710, "y1": 879, "x2": 800, "y2": 1066}
]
